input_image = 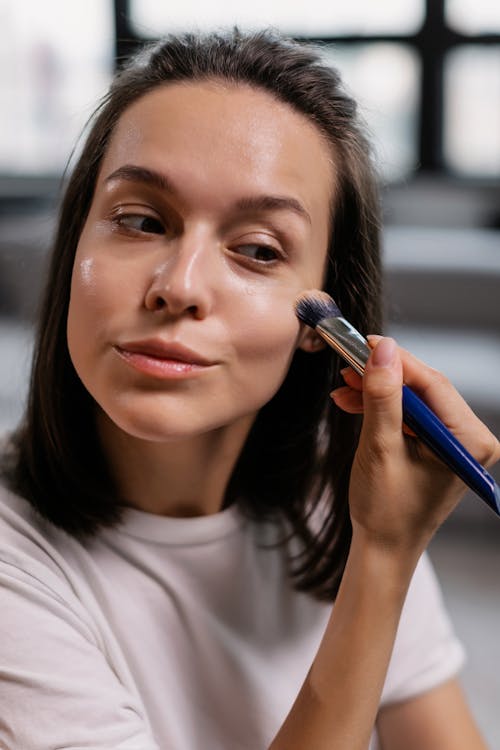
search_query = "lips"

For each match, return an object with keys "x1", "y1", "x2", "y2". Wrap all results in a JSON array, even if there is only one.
[{"x1": 114, "y1": 339, "x2": 217, "y2": 367}]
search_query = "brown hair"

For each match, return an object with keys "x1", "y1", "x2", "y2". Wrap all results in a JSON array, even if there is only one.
[{"x1": 3, "y1": 29, "x2": 382, "y2": 600}]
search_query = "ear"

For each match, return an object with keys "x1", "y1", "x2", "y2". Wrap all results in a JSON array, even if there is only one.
[{"x1": 297, "y1": 328, "x2": 326, "y2": 353}]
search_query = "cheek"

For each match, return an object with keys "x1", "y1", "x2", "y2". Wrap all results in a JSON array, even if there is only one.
[
  {"x1": 70, "y1": 254, "x2": 117, "y2": 318},
  {"x1": 231, "y1": 286, "x2": 301, "y2": 390},
  {"x1": 67, "y1": 250, "x2": 125, "y2": 371},
  {"x1": 67, "y1": 255, "x2": 104, "y2": 355},
  {"x1": 67, "y1": 255, "x2": 93, "y2": 356},
  {"x1": 67, "y1": 248, "x2": 143, "y2": 339}
]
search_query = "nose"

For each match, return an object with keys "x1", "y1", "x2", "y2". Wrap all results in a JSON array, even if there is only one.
[{"x1": 144, "y1": 235, "x2": 215, "y2": 319}]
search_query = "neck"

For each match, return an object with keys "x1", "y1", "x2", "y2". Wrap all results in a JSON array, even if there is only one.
[{"x1": 97, "y1": 413, "x2": 254, "y2": 517}]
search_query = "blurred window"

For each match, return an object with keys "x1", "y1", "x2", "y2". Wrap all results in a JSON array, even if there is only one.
[
  {"x1": 2, "y1": 0, "x2": 500, "y2": 183},
  {"x1": 127, "y1": 0, "x2": 500, "y2": 182},
  {"x1": 446, "y1": 1, "x2": 500, "y2": 33},
  {"x1": 0, "y1": 0, "x2": 113, "y2": 175},
  {"x1": 444, "y1": 46, "x2": 500, "y2": 176},
  {"x1": 129, "y1": 1, "x2": 424, "y2": 181},
  {"x1": 321, "y1": 45, "x2": 420, "y2": 181},
  {"x1": 131, "y1": 0, "x2": 424, "y2": 36}
]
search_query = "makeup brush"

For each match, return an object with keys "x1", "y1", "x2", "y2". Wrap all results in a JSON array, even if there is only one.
[{"x1": 295, "y1": 290, "x2": 500, "y2": 517}]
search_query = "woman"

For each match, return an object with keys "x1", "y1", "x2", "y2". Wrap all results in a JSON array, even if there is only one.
[{"x1": 0, "y1": 29, "x2": 498, "y2": 749}]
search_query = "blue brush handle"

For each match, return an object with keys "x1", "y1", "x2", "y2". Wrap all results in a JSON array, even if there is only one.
[{"x1": 402, "y1": 385, "x2": 500, "y2": 515}]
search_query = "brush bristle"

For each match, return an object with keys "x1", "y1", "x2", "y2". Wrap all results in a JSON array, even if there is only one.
[{"x1": 294, "y1": 290, "x2": 343, "y2": 328}]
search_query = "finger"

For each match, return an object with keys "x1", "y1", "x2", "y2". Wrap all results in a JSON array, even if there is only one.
[
  {"x1": 340, "y1": 367, "x2": 363, "y2": 391},
  {"x1": 369, "y1": 336, "x2": 500, "y2": 468},
  {"x1": 367, "y1": 337, "x2": 473, "y2": 425},
  {"x1": 394, "y1": 343, "x2": 498, "y2": 465},
  {"x1": 360, "y1": 337, "x2": 404, "y2": 446},
  {"x1": 330, "y1": 386, "x2": 364, "y2": 413},
  {"x1": 332, "y1": 384, "x2": 417, "y2": 438}
]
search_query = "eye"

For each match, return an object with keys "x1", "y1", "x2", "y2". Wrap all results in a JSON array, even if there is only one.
[
  {"x1": 233, "y1": 244, "x2": 280, "y2": 263},
  {"x1": 115, "y1": 214, "x2": 165, "y2": 235}
]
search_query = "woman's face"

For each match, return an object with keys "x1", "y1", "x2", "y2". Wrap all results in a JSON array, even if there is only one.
[{"x1": 67, "y1": 81, "x2": 334, "y2": 443}]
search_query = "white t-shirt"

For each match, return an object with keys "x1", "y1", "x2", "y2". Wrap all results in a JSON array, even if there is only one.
[{"x1": 0, "y1": 485, "x2": 464, "y2": 750}]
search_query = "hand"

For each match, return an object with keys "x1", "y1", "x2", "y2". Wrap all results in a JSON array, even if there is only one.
[{"x1": 331, "y1": 337, "x2": 500, "y2": 556}]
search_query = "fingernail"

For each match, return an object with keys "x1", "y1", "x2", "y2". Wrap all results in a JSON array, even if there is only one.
[
  {"x1": 366, "y1": 334, "x2": 382, "y2": 347},
  {"x1": 371, "y1": 338, "x2": 397, "y2": 367},
  {"x1": 340, "y1": 367, "x2": 350, "y2": 377}
]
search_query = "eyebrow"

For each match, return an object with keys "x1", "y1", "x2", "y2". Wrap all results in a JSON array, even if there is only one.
[
  {"x1": 234, "y1": 195, "x2": 311, "y2": 225},
  {"x1": 104, "y1": 164, "x2": 311, "y2": 225},
  {"x1": 105, "y1": 164, "x2": 175, "y2": 193}
]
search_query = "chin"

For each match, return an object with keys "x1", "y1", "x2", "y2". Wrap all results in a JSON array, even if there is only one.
[
  {"x1": 97, "y1": 400, "x2": 252, "y2": 446},
  {"x1": 106, "y1": 411, "x2": 207, "y2": 443}
]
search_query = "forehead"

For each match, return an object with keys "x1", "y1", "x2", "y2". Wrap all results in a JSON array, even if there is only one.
[{"x1": 100, "y1": 80, "x2": 336, "y2": 213}]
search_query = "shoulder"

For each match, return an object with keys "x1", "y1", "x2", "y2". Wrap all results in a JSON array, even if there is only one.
[
  {"x1": 0, "y1": 483, "x2": 159, "y2": 749},
  {"x1": 0, "y1": 480, "x2": 63, "y2": 555},
  {"x1": 0, "y1": 482, "x2": 90, "y2": 610},
  {"x1": 0, "y1": 481, "x2": 56, "y2": 558}
]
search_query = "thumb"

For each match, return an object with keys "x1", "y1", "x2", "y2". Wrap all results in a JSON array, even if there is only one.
[{"x1": 361, "y1": 337, "x2": 404, "y2": 444}]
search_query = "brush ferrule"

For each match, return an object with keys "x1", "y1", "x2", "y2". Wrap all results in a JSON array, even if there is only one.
[{"x1": 317, "y1": 317, "x2": 371, "y2": 376}]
